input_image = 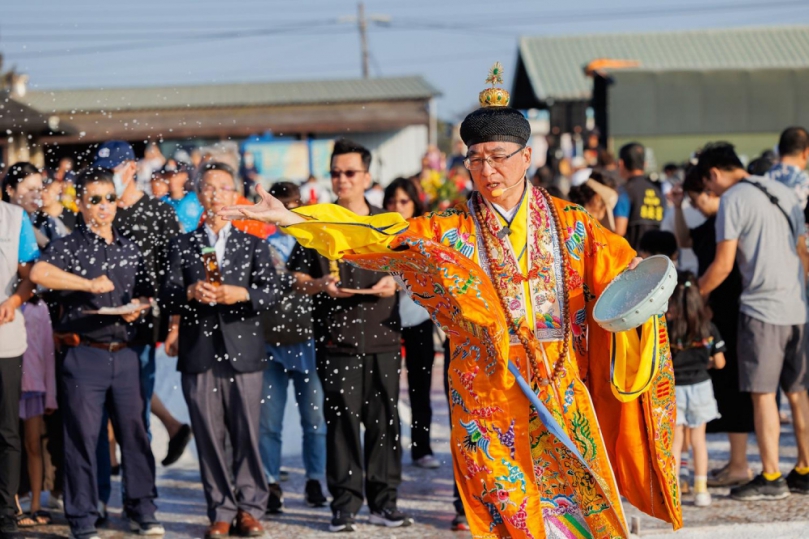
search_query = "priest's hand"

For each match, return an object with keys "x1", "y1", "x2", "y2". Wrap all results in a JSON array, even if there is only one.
[
  {"x1": 218, "y1": 185, "x2": 306, "y2": 226},
  {"x1": 627, "y1": 257, "x2": 642, "y2": 270}
]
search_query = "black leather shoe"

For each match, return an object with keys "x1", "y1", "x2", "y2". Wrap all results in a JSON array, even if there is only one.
[
  {"x1": 162, "y1": 424, "x2": 193, "y2": 466},
  {"x1": 304, "y1": 480, "x2": 327, "y2": 507},
  {"x1": 266, "y1": 483, "x2": 283, "y2": 514}
]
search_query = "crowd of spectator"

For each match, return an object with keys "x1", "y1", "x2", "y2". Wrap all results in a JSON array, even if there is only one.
[{"x1": 1, "y1": 125, "x2": 809, "y2": 538}]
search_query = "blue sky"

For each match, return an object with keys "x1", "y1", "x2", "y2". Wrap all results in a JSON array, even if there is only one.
[{"x1": 2, "y1": 0, "x2": 808, "y2": 119}]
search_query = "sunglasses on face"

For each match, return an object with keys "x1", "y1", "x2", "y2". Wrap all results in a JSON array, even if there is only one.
[
  {"x1": 329, "y1": 170, "x2": 366, "y2": 180},
  {"x1": 87, "y1": 193, "x2": 118, "y2": 205}
]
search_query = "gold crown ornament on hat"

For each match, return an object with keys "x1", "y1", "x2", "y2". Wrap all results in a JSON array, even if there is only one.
[{"x1": 479, "y1": 62, "x2": 510, "y2": 108}]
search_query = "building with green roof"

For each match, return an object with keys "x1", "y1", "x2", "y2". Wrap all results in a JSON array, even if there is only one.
[
  {"x1": 5, "y1": 76, "x2": 440, "y2": 184},
  {"x1": 512, "y1": 26, "x2": 809, "y2": 165}
]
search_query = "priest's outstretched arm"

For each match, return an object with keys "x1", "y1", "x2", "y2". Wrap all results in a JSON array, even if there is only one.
[{"x1": 218, "y1": 185, "x2": 432, "y2": 259}]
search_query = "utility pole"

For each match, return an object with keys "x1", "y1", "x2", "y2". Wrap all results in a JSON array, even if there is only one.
[
  {"x1": 339, "y1": 2, "x2": 390, "y2": 79},
  {"x1": 358, "y1": 2, "x2": 369, "y2": 79}
]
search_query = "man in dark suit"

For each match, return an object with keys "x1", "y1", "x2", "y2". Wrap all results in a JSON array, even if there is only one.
[{"x1": 160, "y1": 162, "x2": 278, "y2": 539}]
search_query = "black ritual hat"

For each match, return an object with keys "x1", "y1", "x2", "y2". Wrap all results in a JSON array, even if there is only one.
[{"x1": 460, "y1": 62, "x2": 531, "y2": 148}]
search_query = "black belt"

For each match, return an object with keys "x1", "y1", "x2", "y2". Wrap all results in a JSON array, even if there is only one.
[{"x1": 81, "y1": 340, "x2": 129, "y2": 353}]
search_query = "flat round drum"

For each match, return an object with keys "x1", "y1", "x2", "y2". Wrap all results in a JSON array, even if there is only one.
[{"x1": 593, "y1": 255, "x2": 677, "y2": 333}]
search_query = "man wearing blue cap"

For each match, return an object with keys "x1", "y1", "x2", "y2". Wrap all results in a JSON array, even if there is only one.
[{"x1": 91, "y1": 141, "x2": 188, "y2": 511}]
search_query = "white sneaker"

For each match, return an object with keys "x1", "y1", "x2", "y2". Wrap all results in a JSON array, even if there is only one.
[
  {"x1": 414, "y1": 455, "x2": 441, "y2": 469},
  {"x1": 96, "y1": 501, "x2": 108, "y2": 526},
  {"x1": 369, "y1": 508, "x2": 414, "y2": 527},
  {"x1": 47, "y1": 493, "x2": 64, "y2": 512},
  {"x1": 694, "y1": 491, "x2": 712, "y2": 507},
  {"x1": 129, "y1": 519, "x2": 166, "y2": 536}
]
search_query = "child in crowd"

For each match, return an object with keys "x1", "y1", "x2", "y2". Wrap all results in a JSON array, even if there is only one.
[
  {"x1": 667, "y1": 271, "x2": 725, "y2": 507},
  {"x1": 638, "y1": 229, "x2": 678, "y2": 261},
  {"x1": 18, "y1": 295, "x2": 57, "y2": 527}
]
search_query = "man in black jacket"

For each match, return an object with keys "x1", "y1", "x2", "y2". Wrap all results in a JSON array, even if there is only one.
[
  {"x1": 288, "y1": 139, "x2": 411, "y2": 533},
  {"x1": 160, "y1": 162, "x2": 277, "y2": 539}
]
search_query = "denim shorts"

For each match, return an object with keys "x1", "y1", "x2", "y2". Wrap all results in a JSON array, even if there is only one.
[{"x1": 675, "y1": 379, "x2": 721, "y2": 428}]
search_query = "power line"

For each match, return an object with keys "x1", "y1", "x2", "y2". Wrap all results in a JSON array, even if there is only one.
[
  {"x1": 4, "y1": 0, "x2": 802, "y2": 38},
  {"x1": 8, "y1": 26, "x2": 355, "y2": 60},
  {"x1": 4, "y1": 0, "x2": 805, "y2": 61},
  {"x1": 0, "y1": 19, "x2": 338, "y2": 42}
]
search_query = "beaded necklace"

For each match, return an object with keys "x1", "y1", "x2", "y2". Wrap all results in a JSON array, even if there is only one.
[{"x1": 474, "y1": 186, "x2": 572, "y2": 385}]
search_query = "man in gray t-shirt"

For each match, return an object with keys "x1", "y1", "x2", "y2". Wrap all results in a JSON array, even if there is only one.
[
  {"x1": 716, "y1": 176, "x2": 806, "y2": 325},
  {"x1": 697, "y1": 142, "x2": 809, "y2": 501}
]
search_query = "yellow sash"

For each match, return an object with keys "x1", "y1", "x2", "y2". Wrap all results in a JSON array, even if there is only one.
[{"x1": 610, "y1": 316, "x2": 660, "y2": 402}]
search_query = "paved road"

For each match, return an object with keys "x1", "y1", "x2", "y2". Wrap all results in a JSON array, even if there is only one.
[{"x1": 28, "y1": 348, "x2": 809, "y2": 538}]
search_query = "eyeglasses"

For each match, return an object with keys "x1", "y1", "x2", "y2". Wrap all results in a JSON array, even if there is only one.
[
  {"x1": 464, "y1": 147, "x2": 524, "y2": 171},
  {"x1": 88, "y1": 193, "x2": 117, "y2": 205},
  {"x1": 329, "y1": 169, "x2": 366, "y2": 180}
]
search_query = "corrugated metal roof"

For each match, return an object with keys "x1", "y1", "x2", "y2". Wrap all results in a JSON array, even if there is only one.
[
  {"x1": 517, "y1": 25, "x2": 809, "y2": 102},
  {"x1": 23, "y1": 76, "x2": 440, "y2": 114}
]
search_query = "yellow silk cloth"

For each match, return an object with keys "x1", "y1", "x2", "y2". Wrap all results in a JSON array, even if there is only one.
[
  {"x1": 611, "y1": 317, "x2": 660, "y2": 402},
  {"x1": 286, "y1": 195, "x2": 681, "y2": 538}
]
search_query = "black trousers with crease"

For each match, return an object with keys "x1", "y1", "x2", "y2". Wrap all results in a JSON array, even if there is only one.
[
  {"x1": 0, "y1": 356, "x2": 22, "y2": 519},
  {"x1": 402, "y1": 320, "x2": 436, "y2": 461},
  {"x1": 318, "y1": 351, "x2": 402, "y2": 514}
]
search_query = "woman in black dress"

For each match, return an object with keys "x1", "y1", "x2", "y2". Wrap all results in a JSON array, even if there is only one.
[
  {"x1": 672, "y1": 170, "x2": 753, "y2": 486},
  {"x1": 383, "y1": 178, "x2": 442, "y2": 470}
]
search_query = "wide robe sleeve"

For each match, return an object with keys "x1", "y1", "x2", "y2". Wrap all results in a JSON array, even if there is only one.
[
  {"x1": 570, "y1": 200, "x2": 681, "y2": 529},
  {"x1": 284, "y1": 204, "x2": 410, "y2": 259}
]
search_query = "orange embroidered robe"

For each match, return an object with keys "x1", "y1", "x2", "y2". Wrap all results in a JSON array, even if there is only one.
[{"x1": 284, "y1": 187, "x2": 681, "y2": 539}]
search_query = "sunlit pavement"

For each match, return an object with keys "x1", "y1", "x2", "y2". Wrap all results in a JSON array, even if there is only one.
[{"x1": 29, "y1": 347, "x2": 809, "y2": 537}]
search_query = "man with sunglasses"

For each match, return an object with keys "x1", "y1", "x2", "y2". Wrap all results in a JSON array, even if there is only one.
[
  {"x1": 220, "y1": 66, "x2": 680, "y2": 538},
  {"x1": 30, "y1": 168, "x2": 163, "y2": 539},
  {"x1": 286, "y1": 139, "x2": 407, "y2": 532},
  {"x1": 91, "y1": 141, "x2": 189, "y2": 505}
]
